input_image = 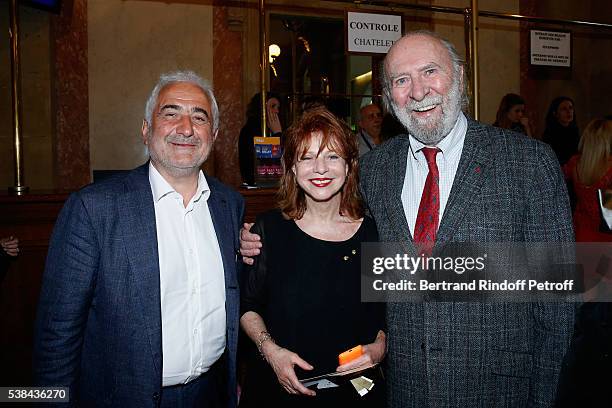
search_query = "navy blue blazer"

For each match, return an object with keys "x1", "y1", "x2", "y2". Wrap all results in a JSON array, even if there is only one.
[{"x1": 33, "y1": 164, "x2": 244, "y2": 407}]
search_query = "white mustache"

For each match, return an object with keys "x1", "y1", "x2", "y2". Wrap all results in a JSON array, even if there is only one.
[{"x1": 407, "y1": 97, "x2": 442, "y2": 111}]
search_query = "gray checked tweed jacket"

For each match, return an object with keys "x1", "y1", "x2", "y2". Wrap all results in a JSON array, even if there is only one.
[{"x1": 359, "y1": 118, "x2": 575, "y2": 408}]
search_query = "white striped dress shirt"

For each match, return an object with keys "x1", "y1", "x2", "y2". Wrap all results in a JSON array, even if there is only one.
[{"x1": 401, "y1": 112, "x2": 468, "y2": 236}]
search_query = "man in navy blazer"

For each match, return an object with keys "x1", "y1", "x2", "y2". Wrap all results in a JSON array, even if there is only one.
[{"x1": 34, "y1": 71, "x2": 244, "y2": 407}]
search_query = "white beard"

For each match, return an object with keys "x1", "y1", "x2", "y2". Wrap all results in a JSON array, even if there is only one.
[{"x1": 392, "y1": 75, "x2": 463, "y2": 146}]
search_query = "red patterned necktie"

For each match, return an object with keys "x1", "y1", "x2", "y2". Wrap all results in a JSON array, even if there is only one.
[{"x1": 414, "y1": 147, "x2": 440, "y2": 255}]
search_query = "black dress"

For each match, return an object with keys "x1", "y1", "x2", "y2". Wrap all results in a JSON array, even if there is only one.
[{"x1": 240, "y1": 210, "x2": 385, "y2": 407}]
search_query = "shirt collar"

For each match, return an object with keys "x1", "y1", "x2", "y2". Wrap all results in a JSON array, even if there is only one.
[
  {"x1": 409, "y1": 112, "x2": 467, "y2": 159},
  {"x1": 148, "y1": 162, "x2": 210, "y2": 204},
  {"x1": 359, "y1": 128, "x2": 375, "y2": 144}
]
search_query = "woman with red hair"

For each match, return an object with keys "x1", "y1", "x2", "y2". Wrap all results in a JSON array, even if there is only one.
[{"x1": 239, "y1": 107, "x2": 385, "y2": 407}]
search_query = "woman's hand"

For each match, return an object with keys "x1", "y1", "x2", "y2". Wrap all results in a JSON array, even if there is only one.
[
  {"x1": 262, "y1": 342, "x2": 316, "y2": 396},
  {"x1": 519, "y1": 116, "x2": 533, "y2": 137},
  {"x1": 267, "y1": 108, "x2": 282, "y2": 134},
  {"x1": 336, "y1": 330, "x2": 386, "y2": 372}
]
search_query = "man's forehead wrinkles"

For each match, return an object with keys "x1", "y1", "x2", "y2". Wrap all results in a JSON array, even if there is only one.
[
  {"x1": 422, "y1": 62, "x2": 441, "y2": 69},
  {"x1": 391, "y1": 60, "x2": 440, "y2": 72},
  {"x1": 158, "y1": 97, "x2": 209, "y2": 109},
  {"x1": 390, "y1": 71, "x2": 409, "y2": 80}
]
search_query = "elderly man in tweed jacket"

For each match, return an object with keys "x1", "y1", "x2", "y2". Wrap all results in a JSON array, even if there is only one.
[{"x1": 358, "y1": 30, "x2": 574, "y2": 408}]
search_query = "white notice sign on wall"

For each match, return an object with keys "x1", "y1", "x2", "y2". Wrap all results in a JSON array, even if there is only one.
[
  {"x1": 530, "y1": 30, "x2": 571, "y2": 67},
  {"x1": 347, "y1": 12, "x2": 402, "y2": 54}
]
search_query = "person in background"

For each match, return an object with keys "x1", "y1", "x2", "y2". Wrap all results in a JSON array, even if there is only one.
[
  {"x1": 493, "y1": 93, "x2": 533, "y2": 137},
  {"x1": 543, "y1": 96, "x2": 580, "y2": 165},
  {"x1": 562, "y1": 117, "x2": 612, "y2": 242},
  {"x1": 239, "y1": 92, "x2": 283, "y2": 186},
  {"x1": 356, "y1": 104, "x2": 383, "y2": 156},
  {"x1": 239, "y1": 106, "x2": 385, "y2": 407},
  {"x1": 556, "y1": 118, "x2": 612, "y2": 407},
  {"x1": 0, "y1": 236, "x2": 19, "y2": 283},
  {"x1": 380, "y1": 112, "x2": 405, "y2": 142},
  {"x1": 34, "y1": 71, "x2": 244, "y2": 407}
]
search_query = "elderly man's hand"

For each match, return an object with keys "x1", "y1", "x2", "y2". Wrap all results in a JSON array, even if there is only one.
[
  {"x1": 336, "y1": 330, "x2": 386, "y2": 373},
  {"x1": 0, "y1": 236, "x2": 19, "y2": 257},
  {"x1": 240, "y1": 223, "x2": 262, "y2": 265}
]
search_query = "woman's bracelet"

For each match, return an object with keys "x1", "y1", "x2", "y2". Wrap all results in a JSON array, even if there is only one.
[{"x1": 256, "y1": 331, "x2": 275, "y2": 359}]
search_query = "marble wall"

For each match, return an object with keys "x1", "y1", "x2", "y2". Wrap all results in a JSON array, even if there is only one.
[
  {"x1": 52, "y1": 0, "x2": 89, "y2": 189},
  {"x1": 431, "y1": 0, "x2": 521, "y2": 125},
  {"x1": 0, "y1": 5, "x2": 53, "y2": 190},
  {"x1": 88, "y1": 0, "x2": 214, "y2": 174},
  {"x1": 0, "y1": 0, "x2": 88, "y2": 191},
  {"x1": 212, "y1": 5, "x2": 244, "y2": 187}
]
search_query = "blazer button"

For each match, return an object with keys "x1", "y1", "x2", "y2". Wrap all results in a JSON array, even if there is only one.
[{"x1": 152, "y1": 392, "x2": 160, "y2": 401}]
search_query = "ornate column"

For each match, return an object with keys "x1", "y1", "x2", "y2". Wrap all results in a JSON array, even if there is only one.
[
  {"x1": 50, "y1": 0, "x2": 90, "y2": 189},
  {"x1": 213, "y1": 3, "x2": 245, "y2": 187}
]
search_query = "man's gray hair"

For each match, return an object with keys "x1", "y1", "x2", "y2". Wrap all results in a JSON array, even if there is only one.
[
  {"x1": 357, "y1": 103, "x2": 381, "y2": 121},
  {"x1": 381, "y1": 30, "x2": 468, "y2": 112},
  {"x1": 144, "y1": 70, "x2": 220, "y2": 132}
]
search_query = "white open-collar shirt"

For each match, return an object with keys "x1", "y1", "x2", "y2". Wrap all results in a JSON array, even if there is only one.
[{"x1": 149, "y1": 162, "x2": 226, "y2": 386}]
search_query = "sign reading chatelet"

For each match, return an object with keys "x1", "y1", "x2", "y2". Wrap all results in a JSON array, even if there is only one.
[
  {"x1": 346, "y1": 11, "x2": 402, "y2": 54},
  {"x1": 530, "y1": 30, "x2": 571, "y2": 67}
]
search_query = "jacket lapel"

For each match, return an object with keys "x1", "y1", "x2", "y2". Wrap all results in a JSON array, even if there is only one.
[
  {"x1": 435, "y1": 119, "x2": 492, "y2": 250},
  {"x1": 206, "y1": 180, "x2": 239, "y2": 295},
  {"x1": 384, "y1": 135, "x2": 418, "y2": 256},
  {"x1": 119, "y1": 164, "x2": 163, "y2": 379}
]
